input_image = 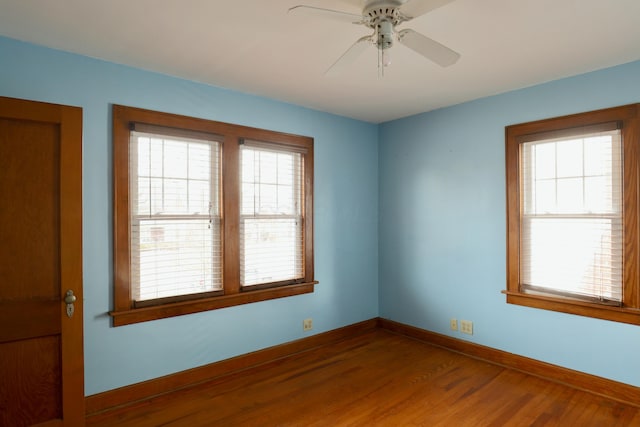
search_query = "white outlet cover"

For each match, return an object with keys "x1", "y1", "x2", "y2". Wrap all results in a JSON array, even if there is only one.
[{"x1": 460, "y1": 320, "x2": 473, "y2": 335}]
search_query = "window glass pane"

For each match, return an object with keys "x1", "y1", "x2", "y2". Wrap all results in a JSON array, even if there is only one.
[
  {"x1": 584, "y1": 176, "x2": 609, "y2": 213},
  {"x1": 277, "y1": 153, "x2": 294, "y2": 186},
  {"x1": 164, "y1": 178, "x2": 188, "y2": 214},
  {"x1": 534, "y1": 179, "x2": 555, "y2": 214},
  {"x1": 138, "y1": 137, "x2": 150, "y2": 177},
  {"x1": 130, "y1": 130, "x2": 221, "y2": 302},
  {"x1": 240, "y1": 145, "x2": 303, "y2": 287},
  {"x1": 556, "y1": 177, "x2": 583, "y2": 213},
  {"x1": 240, "y1": 218, "x2": 302, "y2": 286},
  {"x1": 534, "y1": 142, "x2": 555, "y2": 179},
  {"x1": 242, "y1": 182, "x2": 255, "y2": 216},
  {"x1": 242, "y1": 149, "x2": 255, "y2": 183},
  {"x1": 241, "y1": 149, "x2": 300, "y2": 215},
  {"x1": 584, "y1": 136, "x2": 612, "y2": 176},
  {"x1": 556, "y1": 139, "x2": 583, "y2": 178},
  {"x1": 189, "y1": 144, "x2": 210, "y2": 180},
  {"x1": 149, "y1": 177, "x2": 163, "y2": 215},
  {"x1": 135, "y1": 136, "x2": 217, "y2": 216},
  {"x1": 277, "y1": 184, "x2": 294, "y2": 213},
  {"x1": 149, "y1": 138, "x2": 163, "y2": 177},
  {"x1": 521, "y1": 217, "x2": 622, "y2": 301},
  {"x1": 259, "y1": 183, "x2": 278, "y2": 214},
  {"x1": 259, "y1": 151, "x2": 278, "y2": 184},
  {"x1": 188, "y1": 179, "x2": 210, "y2": 214},
  {"x1": 164, "y1": 140, "x2": 188, "y2": 178},
  {"x1": 136, "y1": 177, "x2": 150, "y2": 216},
  {"x1": 520, "y1": 129, "x2": 622, "y2": 303},
  {"x1": 132, "y1": 219, "x2": 222, "y2": 301}
]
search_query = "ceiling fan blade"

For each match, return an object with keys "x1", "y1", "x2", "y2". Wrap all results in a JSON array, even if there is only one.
[
  {"x1": 398, "y1": 29, "x2": 460, "y2": 67},
  {"x1": 400, "y1": 0, "x2": 456, "y2": 20},
  {"x1": 325, "y1": 36, "x2": 373, "y2": 76},
  {"x1": 288, "y1": 5, "x2": 363, "y2": 24}
]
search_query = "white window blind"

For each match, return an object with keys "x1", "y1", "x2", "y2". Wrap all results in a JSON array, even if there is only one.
[
  {"x1": 129, "y1": 128, "x2": 222, "y2": 304},
  {"x1": 519, "y1": 126, "x2": 623, "y2": 304},
  {"x1": 240, "y1": 140, "x2": 304, "y2": 287}
]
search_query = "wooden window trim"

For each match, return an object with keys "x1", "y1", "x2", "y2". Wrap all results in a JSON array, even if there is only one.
[
  {"x1": 112, "y1": 105, "x2": 316, "y2": 327},
  {"x1": 505, "y1": 104, "x2": 640, "y2": 325}
]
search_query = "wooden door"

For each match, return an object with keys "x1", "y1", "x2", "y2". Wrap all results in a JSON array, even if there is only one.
[{"x1": 0, "y1": 96, "x2": 84, "y2": 426}]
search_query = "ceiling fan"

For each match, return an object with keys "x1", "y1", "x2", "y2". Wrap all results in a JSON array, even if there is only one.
[{"x1": 289, "y1": 0, "x2": 460, "y2": 75}]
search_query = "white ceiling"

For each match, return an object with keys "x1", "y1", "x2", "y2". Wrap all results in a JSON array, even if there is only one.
[{"x1": 1, "y1": 0, "x2": 639, "y2": 123}]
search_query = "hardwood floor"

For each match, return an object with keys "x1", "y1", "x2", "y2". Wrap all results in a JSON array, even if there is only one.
[{"x1": 86, "y1": 330, "x2": 640, "y2": 426}]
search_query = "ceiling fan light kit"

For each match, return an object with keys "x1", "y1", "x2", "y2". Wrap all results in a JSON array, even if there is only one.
[{"x1": 289, "y1": 0, "x2": 460, "y2": 76}]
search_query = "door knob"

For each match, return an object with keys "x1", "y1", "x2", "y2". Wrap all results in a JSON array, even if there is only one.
[{"x1": 64, "y1": 290, "x2": 77, "y2": 318}]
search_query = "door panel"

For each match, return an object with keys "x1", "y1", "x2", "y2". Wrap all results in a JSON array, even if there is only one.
[
  {"x1": 0, "y1": 119, "x2": 60, "y2": 301},
  {"x1": 0, "y1": 336, "x2": 62, "y2": 422},
  {"x1": 0, "y1": 96, "x2": 83, "y2": 426}
]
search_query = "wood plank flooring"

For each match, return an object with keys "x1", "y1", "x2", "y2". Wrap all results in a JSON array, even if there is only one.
[{"x1": 86, "y1": 330, "x2": 640, "y2": 426}]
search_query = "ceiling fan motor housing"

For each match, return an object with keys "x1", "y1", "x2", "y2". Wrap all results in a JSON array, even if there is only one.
[
  {"x1": 376, "y1": 19, "x2": 394, "y2": 49},
  {"x1": 363, "y1": 2, "x2": 403, "y2": 49}
]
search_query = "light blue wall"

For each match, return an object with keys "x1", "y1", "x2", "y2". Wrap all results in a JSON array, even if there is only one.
[
  {"x1": 379, "y1": 60, "x2": 640, "y2": 387},
  {"x1": 0, "y1": 36, "x2": 379, "y2": 396},
  {"x1": 4, "y1": 32, "x2": 640, "y2": 395}
]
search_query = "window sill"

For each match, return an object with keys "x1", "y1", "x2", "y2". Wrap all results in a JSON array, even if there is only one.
[
  {"x1": 502, "y1": 290, "x2": 640, "y2": 326},
  {"x1": 110, "y1": 281, "x2": 318, "y2": 327}
]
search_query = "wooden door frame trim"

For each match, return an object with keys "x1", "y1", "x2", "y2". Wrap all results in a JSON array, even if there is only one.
[{"x1": 86, "y1": 318, "x2": 640, "y2": 417}]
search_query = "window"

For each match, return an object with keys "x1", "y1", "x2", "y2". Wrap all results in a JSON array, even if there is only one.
[
  {"x1": 129, "y1": 126, "x2": 223, "y2": 306},
  {"x1": 240, "y1": 141, "x2": 305, "y2": 288},
  {"x1": 505, "y1": 104, "x2": 640, "y2": 325},
  {"x1": 112, "y1": 105, "x2": 316, "y2": 326},
  {"x1": 520, "y1": 125, "x2": 622, "y2": 303}
]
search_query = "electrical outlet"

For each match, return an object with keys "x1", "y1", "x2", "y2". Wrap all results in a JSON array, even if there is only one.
[
  {"x1": 303, "y1": 318, "x2": 313, "y2": 331},
  {"x1": 450, "y1": 318, "x2": 458, "y2": 331},
  {"x1": 460, "y1": 320, "x2": 473, "y2": 335}
]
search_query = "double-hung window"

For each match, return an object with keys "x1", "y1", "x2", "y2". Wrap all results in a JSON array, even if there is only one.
[
  {"x1": 240, "y1": 141, "x2": 305, "y2": 288},
  {"x1": 519, "y1": 125, "x2": 622, "y2": 303},
  {"x1": 505, "y1": 104, "x2": 640, "y2": 325},
  {"x1": 112, "y1": 105, "x2": 316, "y2": 326},
  {"x1": 129, "y1": 126, "x2": 223, "y2": 305}
]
